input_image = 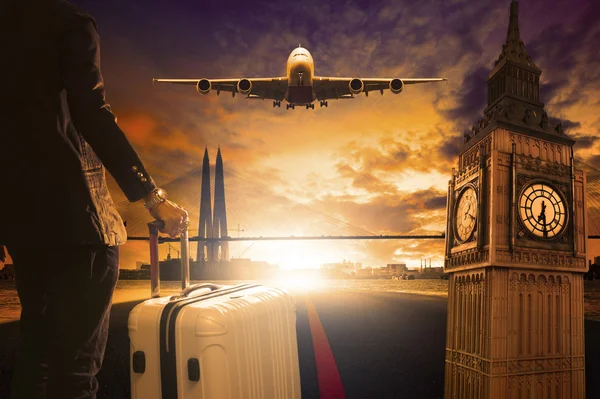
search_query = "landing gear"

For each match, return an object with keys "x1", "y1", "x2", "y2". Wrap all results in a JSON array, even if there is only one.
[
  {"x1": 273, "y1": 100, "x2": 281, "y2": 108},
  {"x1": 305, "y1": 104, "x2": 315, "y2": 109},
  {"x1": 286, "y1": 103, "x2": 295, "y2": 110},
  {"x1": 319, "y1": 101, "x2": 328, "y2": 108}
]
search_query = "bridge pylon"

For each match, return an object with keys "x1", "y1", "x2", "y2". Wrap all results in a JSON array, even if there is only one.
[{"x1": 196, "y1": 147, "x2": 229, "y2": 267}]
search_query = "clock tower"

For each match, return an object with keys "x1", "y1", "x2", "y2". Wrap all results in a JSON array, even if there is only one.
[{"x1": 444, "y1": 1, "x2": 588, "y2": 398}]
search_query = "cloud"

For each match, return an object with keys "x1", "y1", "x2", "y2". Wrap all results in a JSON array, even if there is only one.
[
  {"x1": 527, "y1": 1, "x2": 600, "y2": 107},
  {"x1": 437, "y1": 66, "x2": 488, "y2": 128},
  {"x1": 71, "y1": 0, "x2": 599, "y2": 268},
  {"x1": 572, "y1": 133, "x2": 599, "y2": 150},
  {"x1": 314, "y1": 187, "x2": 447, "y2": 235},
  {"x1": 587, "y1": 155, "x2": 600, "y2": 171},
  {"x1": 438, "y1": 133, "x2": 463, "y2": 160}
]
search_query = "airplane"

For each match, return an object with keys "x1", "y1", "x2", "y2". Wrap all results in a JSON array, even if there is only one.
[{"x1": 153, "y1": 46, "x2": 446, "y2": 110}]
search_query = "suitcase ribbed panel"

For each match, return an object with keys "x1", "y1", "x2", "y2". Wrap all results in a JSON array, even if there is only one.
[
  {"x1": 176, "y1": 286, "x2": 300, "y2": 399},
  {"x1": 270, "y1": 292, "x2": 289, "y2": 398},
  {"x1": 130, "y1": 285, "x2": 300, "y2": 399},
  {"x1": 265, "y1": 288, "x2": 289, "y2": 398}
]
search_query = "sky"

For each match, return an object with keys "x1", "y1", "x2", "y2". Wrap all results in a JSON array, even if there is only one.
[{"x1": 26, "y1": 0, "x2": 598, "y2": 270}]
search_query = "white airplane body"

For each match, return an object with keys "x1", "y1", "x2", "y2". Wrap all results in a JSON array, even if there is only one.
[{"x1": 154, "y1": 46, "x2": 446, "y2": 109}]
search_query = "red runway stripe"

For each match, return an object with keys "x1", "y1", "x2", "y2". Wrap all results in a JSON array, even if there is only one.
[{"x1": 305, "y1": 298, "x2": 346, "y2": 399}]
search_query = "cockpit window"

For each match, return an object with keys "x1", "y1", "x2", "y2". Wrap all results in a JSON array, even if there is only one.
[{"x1": 294, "y1": 53, "x2": 307, "y2": 57}]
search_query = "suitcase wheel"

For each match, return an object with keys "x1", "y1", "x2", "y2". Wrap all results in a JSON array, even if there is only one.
[
  {"x1": 132, "y1": 351, "x2": 146, "y2": 374},
  {"x1": 188, "y1": 358, "x2": 200, "y2": 382}
]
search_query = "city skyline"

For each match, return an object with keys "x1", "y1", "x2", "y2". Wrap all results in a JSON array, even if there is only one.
[{"x1": 20, "y1": 0, "x2": 598, "y2": 270}]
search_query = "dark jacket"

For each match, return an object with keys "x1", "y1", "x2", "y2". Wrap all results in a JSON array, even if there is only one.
[{"x1": 0, "y1": 0, "x2": 156, "y2": 247}]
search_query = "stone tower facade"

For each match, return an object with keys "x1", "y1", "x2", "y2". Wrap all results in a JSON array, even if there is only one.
[{"x1": 443, "y1": 1, "x2": 588, "y2": 398}]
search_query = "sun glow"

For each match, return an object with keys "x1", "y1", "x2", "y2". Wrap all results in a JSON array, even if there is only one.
[
  {"x1": 237, "y1": 241, "x2": 348, "y2": 270},
  {"x1": 271, "y1": 274, "x2": 326, "y2": 292}
]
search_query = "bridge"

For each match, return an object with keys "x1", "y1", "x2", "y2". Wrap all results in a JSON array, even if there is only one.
[{"x1": 119, "y1": 157, "x2": 600, "y2": 246}]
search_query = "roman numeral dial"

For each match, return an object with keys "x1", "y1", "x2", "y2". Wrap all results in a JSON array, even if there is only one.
[
  {"x1": 519, "y1": 182, "x2": 567, "y2": 239},
  {"x1": 455, "y1": 186, "x2": 477, "y2": 244}
]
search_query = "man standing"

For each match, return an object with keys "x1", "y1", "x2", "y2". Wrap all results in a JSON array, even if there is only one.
[{"x1": 0, "y1": 0, "x2": 189, "y2": 397}]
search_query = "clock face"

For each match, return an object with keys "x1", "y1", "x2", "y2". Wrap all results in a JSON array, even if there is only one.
[
  {"x1": 519, "y1": 182, "x2": 567, "y2": 239},
  {"x1": 455, "y1": 187, "x2": 477, "y2": 243}
]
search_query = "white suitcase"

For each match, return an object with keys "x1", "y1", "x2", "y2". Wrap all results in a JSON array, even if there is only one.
[{"x1": 128, "y1": 222, "x2": 301, "y2": 399}]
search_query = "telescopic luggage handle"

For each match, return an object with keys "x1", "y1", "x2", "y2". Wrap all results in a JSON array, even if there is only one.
[
  {"x1": 148, "y1": 220, "x2": 191, "y2": 298},
  {"x1": 147, "y1": 221, "x2": 222, "y2": 299}
]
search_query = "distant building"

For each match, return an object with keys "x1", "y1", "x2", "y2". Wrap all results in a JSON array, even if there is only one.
[
  {"x1": 321, "y1": 260, "x2": 361, "y2": 277},
  {"x1": 427, "y1": 266, "x2": 444, "y2": 273},
  {"x1": 118, "y1": 268, "x2": 150, "y2": 280},
  {"x1": 387, "y1": 263, "x2": 407, "y2": 273},
  {"x1": 587, "y1": 259, "x2": 600, "y2": 280},
  {"x1": 321, "y1": 260, "x2": 362, "y2": 270},
  {"x1": 355, "y1": 268, "x2": 373, "y2": 278}
]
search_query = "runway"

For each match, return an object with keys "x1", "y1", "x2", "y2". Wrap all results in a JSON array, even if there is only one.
[{"x1": 1, "y1": 288, "x2": 600, "y2": 398}]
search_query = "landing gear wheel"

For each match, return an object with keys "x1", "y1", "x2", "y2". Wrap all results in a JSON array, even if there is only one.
[{"x1": 320, "y1": 101, "x2": 328, "y2": 108}]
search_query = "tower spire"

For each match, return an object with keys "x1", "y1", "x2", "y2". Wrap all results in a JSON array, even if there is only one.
[
  {"x1": 495, "y1": 0, "x2": 539, "y2": 71},
  {"x1": 485, "y1": 0, "x2": 543, "y2": 109},
  {"x1": 462, "y1": 0, "x2": 572, "y2": 150}
]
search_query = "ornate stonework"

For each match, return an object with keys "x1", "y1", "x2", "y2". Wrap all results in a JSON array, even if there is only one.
[
  {"x1": 495, "y1": 249, "x2": 586, "y2": 271},
  {"x1": 444, "y1": 2, "x2": 587, "y2": 398},
  {"x1": 445, "y1": 250, "x2": 489, "y2": 269},
  {"x1": 516, "y1": 154, "x2": 571, "y2": 177}
]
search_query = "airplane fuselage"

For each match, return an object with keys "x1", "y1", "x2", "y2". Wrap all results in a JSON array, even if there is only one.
[
  {"x1": 285, "y1": 47, "x2": 315, "y2": 105},
  {"x1": 154, "y1": 46, "x2": 446, "y2": 109}
]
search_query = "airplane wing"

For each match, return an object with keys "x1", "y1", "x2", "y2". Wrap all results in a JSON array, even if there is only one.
[
  {"x1": 152, "y1": 77, "x2": 288, "y2": 101},
  {"x1": 312, "y1": 77, "x2": 446, "y2": 101}
]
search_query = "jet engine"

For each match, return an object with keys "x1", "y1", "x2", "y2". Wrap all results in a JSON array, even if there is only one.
[
  {"x1": 389, "y1": 78, "x2": 404, "y2": 94},
  {"x1": 196, "y1": 79, "x2": 211, "y2": 95},
  {"x1": 237, "y1": 78, "x2": 252, "y2": 95},
  {"x1": 349, "y1": 78, "x2": 364, "y2": 95}
]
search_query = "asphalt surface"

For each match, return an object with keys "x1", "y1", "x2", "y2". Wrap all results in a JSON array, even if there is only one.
[{"x1": 1, "y1": 289, "x2": 600, "y2": 398}]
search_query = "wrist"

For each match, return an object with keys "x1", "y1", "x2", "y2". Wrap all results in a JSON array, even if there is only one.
[
  {"x1": 144, "y1": 188, "x2": 168, "y2": 210},
  {"x1": 143, "y1": 191, "x2": 154, "y2": 202}
]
